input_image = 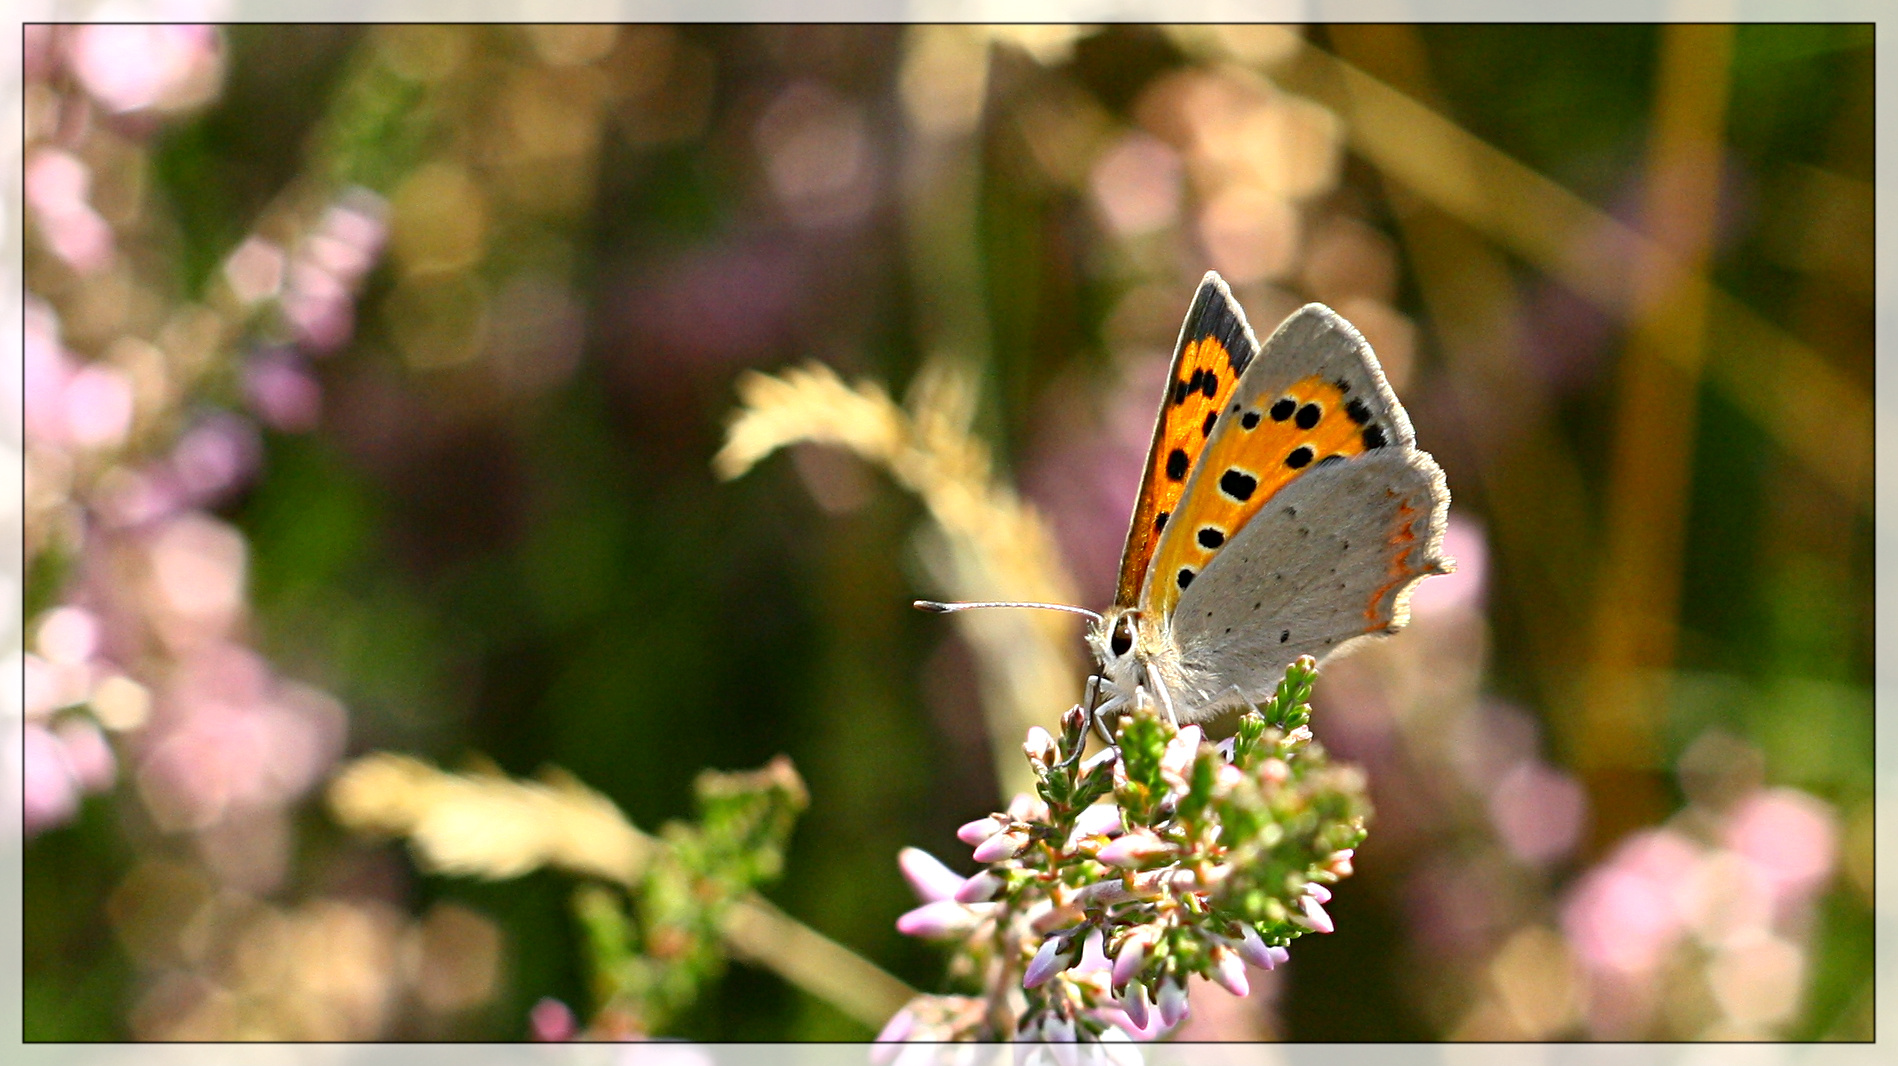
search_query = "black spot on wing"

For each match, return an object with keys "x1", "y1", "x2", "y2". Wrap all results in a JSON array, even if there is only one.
[
  {"x1": 1270, "y1": 397, "x2": 1296, "y2": 422},
  {"x1": 1363, "y1": 425, "x2": 1388, "y2": 449},
  {"x1": 1202, "y1": 411, "x2": 1217, "y2": 437},
  {"x1": 1219, "y1": 469, "x2": 1258, "y2": 501},
  {"x1": 1286, "y1": 446, "x2": 1314, "y2": 469},
  {"x1": 1241, "y1": 410, "x2": 1261, "y2": 430},
  {"x1": 1345, "y1": 398, "x2": 1372, "y2": 425},
  {"x1": 1166, "y1": 448, "x2": 1189, "y2": 480},
  {"x1": 1154, "y1": 510, "x2": 1169, "y2": 533},
  {"x1": 1177, "y1": 568, "x2": 1195, "y2": 589},
  {"x1": 1197, "y1": 527, "x2": 1225, "y2": 549},
  {"x1": 1295, "y1": 403, "x2": 1322, "y2": 430}
]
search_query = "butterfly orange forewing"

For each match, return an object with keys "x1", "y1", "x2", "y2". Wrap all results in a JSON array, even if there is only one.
[{"x1": 1113, "y1": 277, "x2": 1260, "y2": 609}]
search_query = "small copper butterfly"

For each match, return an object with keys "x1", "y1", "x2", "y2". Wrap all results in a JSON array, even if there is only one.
[{"x1": 922, "y1": 271, "x2": 1451, "y2": 727}]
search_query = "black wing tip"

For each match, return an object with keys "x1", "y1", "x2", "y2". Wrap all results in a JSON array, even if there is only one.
[{"x1": 1182, "y1": 272, "x2": 1259, "y2": 374}]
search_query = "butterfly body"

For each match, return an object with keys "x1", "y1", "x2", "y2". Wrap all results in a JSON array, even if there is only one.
[{"x1": 1089, "y1": 273, "x2": 1452, "y2": 725}]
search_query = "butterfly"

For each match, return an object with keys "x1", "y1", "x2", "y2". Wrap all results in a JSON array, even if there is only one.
[{"x1": 921, "y1": 271, "x2": 1451, "y2": 728}]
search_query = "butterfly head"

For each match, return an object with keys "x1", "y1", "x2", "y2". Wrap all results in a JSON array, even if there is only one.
[{"x1": 1089, "y1": 606, "x2": 1148, "y2": 686}]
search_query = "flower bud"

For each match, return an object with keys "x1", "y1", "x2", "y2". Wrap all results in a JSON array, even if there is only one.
[
  {"x1": 897, "y1": 847, "x2": 966, "y2": 903},
  {"x1": 957, "y1": 815, "x2": 1006, "y2": 846},
  {"x1": 973, "y1": 828, "x2": 1031, "y2": 863},
  {"x1": 1025, "y1": 726, "x2": 1057, "y2": 764},
  {"x1": 1258, "y1": 758, "x2": 1290, "y2": 786},
  {"x1": 1325, "y1": 849, "x2": 1355, "y2": 877},
  {"x1": 1097, "y1": 829, "x2": 1169, "y2": 867},
  {"x1": 1297, "y1": 894, "x2": 1334, "y2": 934},
  {"x1": 955, "y1": 870, "x2": 1003, "y2": 903},
  {"x1": 1111, "y1": 927, "x2": 1153, "y2": 987},
  {"x1": 1071, "y1": 802, "x2": 1123, "y2": 839},
  {"x1": 896, "y1": 900, "x2": 981, "y2": 939},
  {"x1": 1119, "y1": 979, "x2": 1151, "y2": 1030},
  {"x1": 1160, "y1": 725, "x2": 1203, "y2": 777},
  {"x1": 1023, "y1": 934, "x2": 1077, "y2": 988},
  {"x1": 1233, "y1": 924, "x2": 1280, "y2": 970},
  {"x1": 1210, "y1": 945, "x2": 1250, "y2": 997},
  {"x1": 1061, "y1": 703, "x2": 1089, "y2": 736},
  {"x1": 1306, "y1": 882, "x2": 1332, "y2": 904},
  {"x1": 873, "y1": 1007, "x2": 916, "y2": 1047},
  {"x1": 1007, "y1": 791, "x2": 1049, "y2": 822},
  {"x1": 1073, "y1": 927, "x2": 1110, "y2": 975},
  {"x1": 1157, "y1": 979, "x2": 1190, "y2": 1028}
]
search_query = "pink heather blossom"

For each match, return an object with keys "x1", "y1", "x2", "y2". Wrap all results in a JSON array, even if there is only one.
[
  {"x1": 1111, "y1": 927, "x2": 1152, "y2": 988},
  {"x1": 897, "y1": 846, "x2": 965, "y2": 904},
  {"x1": 1159, "y1": 725, "x2": 1203, "y2": 778},
  {"x1": 1233, "y1": 924, "x2": 1286, "y2": 970},
  {"x1": 1117, "y1": 981, "x2": 1152, "y2": 1032},
  {"x1": 1209, "y1": 946, "x2": 1249, "y2": 997},
  {"x1": 873, "y1": 1007, "x2": 915, "y2": 1047},
  {"x1": 1156, "y1": 980, "x2": 1189, "y2": 1028},
  {"x1": 1097, "y1": 829, "x2": 1168, "y2": 867},
  {"x1": 954, "y1": 870, "x2": 1003, "y2": 904},
  {"x1": 1297, "y1": 894, "x2": 1334, "y2": 934},
  {"x1": 1072, "y1": 927, "x2": 1110, "y2": 975},
  {"x1": 957, "y1": 814, "x2": 1005, "y2": 846},
  {"x1": 896, "y1": 900, "x2": 983, "y2": 939},
  {"x1": 1305, "y1": 882, "x2": 1332, "y2": 904},
  {"x1": 972, "y1": 828, "x2": 1030, "y2": 863},
  {"x1": 1070, "y1": 802, "x2": 1123, "y2": 840},
  {"x1": 1023, "y1": 935, "x2": 1076, "y2": 988}
]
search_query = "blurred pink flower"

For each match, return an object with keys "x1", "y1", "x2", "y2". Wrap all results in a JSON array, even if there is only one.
[
  {"x1": 67, "y1": 24, "x2": 223, "y2": 114},
  {"x1": 25, "y1": 148, "x2": 114, "y2": 272},
  {"x1": 136, "y1": 644, "x2": 347, "y2": 831},
  {"x1": 1487, "y1": 759, "x2": 1588, "y2": 867},
  {"x1": 55, "y1": 717, "x2": 117, "y2": 792},
  {"x1": 281, "y1": 191, "x2": 388, "y2": 352},
  {"x1": 1090, "y1": 132, "x2": 1183, "y2": 237},
  {"x1": 24, "y1": 722, "x2": 83, "y2": 835},
  {"x1": 529, "y1": 997, "x2": 575, "y2": 1041},
  {"x1": 1723, "y1": 788, "x2": 1838, "y2": 906},
  {"x1": 65, "y1": 364, "x2": 137, "y2": 449},
  {"x1": 1408, "y1": 515, "x2": 1486, "y2": 618},
  {"x1": 170, "y1": 413, "x2": 261, "y2": 504},
  {"x1": 896, "y1": 846, "x2": 966, "y2": 904},
  {"x1": 244, "y1": 351, "x2": 324, "y2": 432},
  {"x1": 36, "y1": 605, "x2": 101, "y2": 667},
  {"x1": 1561, "y1": 829, "x2": 1699, "y2": 975}
]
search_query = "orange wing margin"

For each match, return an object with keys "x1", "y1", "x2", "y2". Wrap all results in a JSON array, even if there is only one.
[{"x1": 1113, "y1": 276, "x2": 1259, "y2": 608}]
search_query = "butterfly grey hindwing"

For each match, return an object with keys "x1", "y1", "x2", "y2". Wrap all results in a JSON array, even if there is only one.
[{"x1": 1163, "y1": 448, "x2": 1450, "y2": 716}]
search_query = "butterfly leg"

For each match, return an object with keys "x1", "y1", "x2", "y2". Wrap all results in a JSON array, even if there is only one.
[{"x1": 1147, "y1": 672, "x2": 1181, "y2": 729}]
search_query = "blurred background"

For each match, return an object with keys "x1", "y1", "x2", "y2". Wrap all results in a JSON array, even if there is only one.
[{"x1": 17, "y1": 23, "x2": 1873, "y2": 1042}]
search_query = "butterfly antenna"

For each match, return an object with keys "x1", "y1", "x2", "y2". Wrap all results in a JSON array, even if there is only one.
[{"x1": 913, "y1": 600, "x2": 1102, "y2": 623}]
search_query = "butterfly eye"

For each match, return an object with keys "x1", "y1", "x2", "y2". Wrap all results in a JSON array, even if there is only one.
[{"x1": 1110, "y1": 615, "x2": 1135, "y2": 657}]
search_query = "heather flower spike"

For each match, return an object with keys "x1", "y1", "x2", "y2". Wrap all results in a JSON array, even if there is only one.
[{"x1": 888, "y1": 656, "x2": 1370, "y2": 1043}]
